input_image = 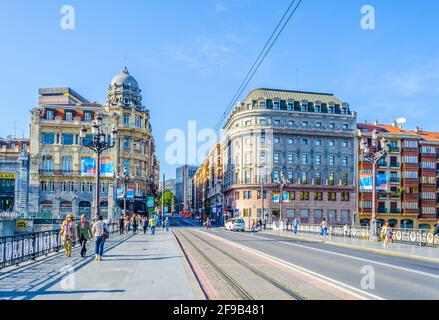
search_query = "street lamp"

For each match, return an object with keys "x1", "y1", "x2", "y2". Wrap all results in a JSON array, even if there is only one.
[
  {"x1": 358, "y1": 129, "x2": 390, "y2": 241},
  {"x1": 258, "y1": 166, "x2": 266, "y2": 227},
  {"x1": 276, "y1": 172, "x2": 289, "y2": 230},
  {"x1": 80, "y1": 113, "x2": 118, "y2": 219},
  {"x1": 116, "y1": 167, "x2": 135, "y2": 218}
]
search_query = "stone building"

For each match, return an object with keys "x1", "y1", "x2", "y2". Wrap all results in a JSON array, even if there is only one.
[
  {"x1": 28, "y1": 67, "x2": 159, "y2": 220},
  {"x1": 0, "y1": 138, "x2": 29, "y2": 214},
  {"x1": 175, "y1": 165, "x2": 198, "y2": 213},
  {"x1": 221, "y1": 88, "x2": 357, "y2": 228}
]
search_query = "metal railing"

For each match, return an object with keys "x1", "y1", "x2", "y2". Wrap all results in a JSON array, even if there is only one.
[
  {"x1": 0, "y1": 223, "x2": 118, "y2": 270},
  {"x1": 265, "y1": 222, "x2": 439, "y2": 248}
]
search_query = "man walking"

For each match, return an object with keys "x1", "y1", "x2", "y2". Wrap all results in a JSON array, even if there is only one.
[
  {"x1": 164, "y1": 216, "x2": 170, "y2": 232},
  {"x1": 149, "y1": 215, "x2": 157, "y2": 235},
  {"x1": 92, "y1": 215, "x2": 108, "y2": 261},
  {"x1": 118, "y1": 215, "x2": 125, "y2": 235},
  {"x1": 77, "y1": 214, "x2": 93, "y2": 257},
  {"x1": 142, "y1": 216, "x2": 149, "y2": 234},
  {"x1": 131, "y1": 215, "x2": 138, "y2": 234}
]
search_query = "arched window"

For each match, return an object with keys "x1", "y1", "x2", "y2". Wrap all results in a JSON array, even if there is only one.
[
  {"x1": 388, "y1": 219, "x2": 398, "y2": 228},
  {"x1": 79, "y1": 201, "x2": 91, "y2": 218},
  {"x1": 40, "y1": 201, "x2": 53, "y2": 218},
  {"x1": 59, "y1": 201, "x2": 72, "y2": 218},
  {"x1": 418, "y1": 224, "x2": 431, "y2": 230},
  {"x1": 401, "y1": 219, "x2": 414, "y2": 230}
]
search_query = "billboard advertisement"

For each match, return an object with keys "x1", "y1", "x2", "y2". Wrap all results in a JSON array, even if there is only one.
[
  {"x1": 273, "y1": 192, "x2": 280, "y2": 203},
  {"x1": 81, "y1": 158, "x2": 115, "y2": 177},
  {"x1": 100, "y1": 158, "x2": 115, "y2": 177},
  {"x1": 360, "y1": 173, "x2": 389, "y2": 191},
  {"x1": 282, "y1": 192, "x2": 290, "y2": 203}
]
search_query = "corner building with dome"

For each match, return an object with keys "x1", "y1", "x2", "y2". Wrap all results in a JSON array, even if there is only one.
[{"x1": 27, "y1": 67, "x2": 160, "y2": 220}]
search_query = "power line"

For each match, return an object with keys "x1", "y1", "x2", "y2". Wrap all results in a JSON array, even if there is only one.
[{"x1": 213, "y1": 0, "x2": 304, "y2": 135}]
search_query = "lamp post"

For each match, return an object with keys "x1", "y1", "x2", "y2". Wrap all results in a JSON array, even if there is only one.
[
  {"x1": 80, "y1": 113, "x2": 118, "y2": 219},
  {"x1": 116, "y1": 167, "x2": 135, "y2": 218},
  {"x1": 277, "y1": 172, "x2": 288, "y2": 230},
  {"x1": 258, "y1": 166, "x2": 266, "y2": 227},
  {"x1": 358, "y1": 129, "x2": 389, "y2": 242}
]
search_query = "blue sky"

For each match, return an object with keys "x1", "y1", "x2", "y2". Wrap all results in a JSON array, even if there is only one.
[{"x1": 0, "y1": 0, "x2": 438, "y2": 179}]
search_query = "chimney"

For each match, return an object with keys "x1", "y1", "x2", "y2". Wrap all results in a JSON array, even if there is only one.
[{"x1": 374, "y1": 120, "x2": 379, "y2": 125}]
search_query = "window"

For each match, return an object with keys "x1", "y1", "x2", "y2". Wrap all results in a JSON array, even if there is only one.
[
  {"x1": 260, "y1": 136, "x2": 266, "y2": 144},
  {"x1": 403, "y1": 156, "x2": 418, "y2": 164},
  {"x1": 61, "y1": 181, "x2": 67, "y2": 192},
  {"x1": 245, "y1": 152, "x2": 251, "y2": 164},
  {"x1": 48, "y1": 181, "x2": 55, "y2": 192},
  {"x1": 421, "y1": 162, "x2": 435, "y2": 169},
  {"x1": 301, "y1": 139, "x2": 308, "y2": 145},
  {"x1": 328, "y1": 192, "x2": 337, "y2": 201},
  {"x1": 315, "y1": 140, "x2": 322, "y2": 146},
  {"x1": 260, "y1": 102, "x2": 266, "y2": 109},
  {"x1": 40, "y1": 181, "x2": 47, "y2": 191},
  {"x1": 302, "y1": 121, "x2": 308, "y2": 127},
  {"x1": 84, "y1": 113, "x2": 92, "y2": 121},
  {"x1": 274, "y1": 137, "x2": 280, "y2": 144},
  {"x1": 315, "y1": 172, "x2": 322, "y2": 185},
  {"x1": 404, "y1": 171, "x2": 418, "y2": 179},
  {"x1": 301, "y1": 172, "x2": 308, "y2": 184},
  {"x1": 288, "y1": 153, "x2": 294, "y2": 164},
  {"x1": 315, "y1": 155, "x2": 322, "y2": 166},
  {"x1": 274, "y1": 153, "x2": 280, "y2": 163},
  {"x1": 287, "y1": 172, "x2": 293, "y2": 181},
  {"x1": 314, "y1": 192, "x2": 323, "y2": 201},
  {"x1": 316, "y1": 122, "x2": 322, "y2": 128},
  {"x1": 273, "y1": 171, "x2": 280, "y2": 182},
  {"x1": 259, "y1": 152, "x2": 266, "y2": 163},
  {"x1": 123, "y1": 114, "x2": 130, "y2": 126},
  {"x1": 42, "y1": 156, "x2": 53, "y2": 172},
  {"x1": 329, "y1": 141, "x2": 335, "y2": 147},
  {"x1": 341, "y1": 193, "x2": 350, "y2": 202},
  {"x1": 421, "y1": 146, "x2": 436, "y2": 154},
  {"x1": 329, "y1": 173, "x2": 335, "y2": 186},
  {"x1": 300, "y1": 191, "x2": 310, "y2": 200},
  {"x1": 123, "y1": 160, "x2": 130, "y2": 174},
  {"x1": 301, "y1": 104, "x2": 307, "y2": 112},
  {"x1": 244, "y1": 191, "x2": 252, "y2": 199},
  {"x1": 123, "y1": 137, "x2": 131, "y2": 150},
  {"x1": 42, "y1": 133, "x2": 55, "y2": 145},
  {"x1": 288, "y1": 138, "x2": 293, "y2": 145},
  {"x1": 328, "y1": 105, "x2": 335, "y2": 114},
  {"x1": 46, "y1": 110, "x2": 54, "y2": 120},
  {"x1": 342, "y1": 141, "x2": 348, "y2": 148},
  {"x1": 343, "y1": 156, "x2": 348, "y2": 166},
  {"x1": 288, "y1": 120, "x2": 294, "y2": 126},
  {"x1": 65, "y1": 112, "x2": 73, "y2": 121},
  {"x1": 301, "y1": 154, "x2": 308, "y2": 165},
  {"x1": 273, "y1": 101, "x2": 280, "y2": 110},
  {"x1": 62, "y1": 156, "x2": 73, "y2": 173},
  {"x1": 62, "y1": 134, "x2": 74, "y2": 145},
  {"x1": 135, "y1": 116, "x2": 142, "y2": 128},
  {"x1": 343, "y1": 124, "x2": 349, "y2": 130},
  {"x1": 274, "y1": 120, "x2": 280, "y2": 126},
  {"x1": 260, "y1": 119, "x2": 266, "y2": 125},
  {"x1": 341, "y1": 107, "x2": 348, "y2": 115},
  {"x1": 329, "y1": 123, "x2": 335, "y2": 129},
  {"x1": 314, "y1": 210, "x2": 323, "y2": 222},
  {"x1": 314, "y1": 105, "x2": 321, "y2": 113},
  {"x1": 404, "y1": 140, "x2": 418, "y2": 149},
  {"x1": 329, "y1": 156, "x2": 335, "y2": 166},
  {"x1": 342, "y1": 173, "x2": 349, "y2": 186},
  {"x1": 287, "y1": 103, "x2": 293, "y2": 111}
]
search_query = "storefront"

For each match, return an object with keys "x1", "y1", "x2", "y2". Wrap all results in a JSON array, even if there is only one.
[
  {"x1": 116, "y1": 197, "x2": 147, "y2": 216},
  {"x1": 0, "y1": 173, "x2": 16, "y2": 211}
]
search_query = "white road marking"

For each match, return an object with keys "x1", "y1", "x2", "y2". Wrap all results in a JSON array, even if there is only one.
[
  {"x1": 241, "y1": 232, "x2": 439, "y2": 280},
  {"x1": 197, "y1": 230, "x2": 385, "y2": 300}
]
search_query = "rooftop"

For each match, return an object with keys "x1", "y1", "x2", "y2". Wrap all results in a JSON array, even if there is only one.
[{"x1": 244, "y1": 88, "x2": 344, "y2": 105}]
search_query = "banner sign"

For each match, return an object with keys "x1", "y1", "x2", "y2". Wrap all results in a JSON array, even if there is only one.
[
  {"x1": 360, "y1": 173, "x2": 389, "y2": 191},
  {"x1": 146, "y1": 196, "x2": 155, "y2": 208},
  {"x1": 117, "y1": 188, "x2": 125, "y2": 199},
  {"x1": 100, "y1": 158, "x2": 114, "y2": 177},
  {"x1": 0, "y1": 173, "x2": 15, "y2": 179},
  {"x1": 81, "y1": 158, "x2": 115, "y2": 177},
  {"x1": 282, "y1": 192, "x2": 290, "y2": 203},
  {"x1": 273, "y1": 192, "x2": 280, "y2": 203},
  {"x1": 81, "y1": 158, "x2": 96, "y2": 177},
  {"x1": 126, "y1": 188, "x2": 135, "y2": 199}
]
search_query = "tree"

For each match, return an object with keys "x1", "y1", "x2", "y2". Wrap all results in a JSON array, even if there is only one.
[{"x1": 158, "y1": 190, "x2": 176, "y2": 214}]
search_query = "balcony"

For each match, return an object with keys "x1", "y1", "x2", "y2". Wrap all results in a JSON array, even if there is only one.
[
  {"x1": 39, "y1": 170, "x2": 81, "y2": 176},
  {"x1": 390, "y1": 193, "x2": 402, "y2": 199},
  {"x1": 390, "y1": 208, "x2": 401, "y2": 214},
  {"x1": 389, "y1": 147, "x2": 401, "y2": 154},
  {"x1": 378, "y1": 208, "x2": 388, "y2": 214},
  {"x1": 378, "y1": 193, "x2": 388, "y2": 200},
  {"x1": 390, "y1": 177, "x2": 401, "y2": 184}
]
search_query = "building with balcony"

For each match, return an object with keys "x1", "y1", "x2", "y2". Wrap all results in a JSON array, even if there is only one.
[
  {"x1": 193, "y1": 144, "x2": 223, "y2": 222},
  {"x1": 221, "y1": 88, "x2": 357, "y2": 226},
  {"x1": 28, "y1": 67, "x2": 159, "y2": 220},
  {"x1": 357, "y1": 122, "x2": 439, "y2": 229},
  {"x1": 0, "y1": 138, "x2": 29, "y2": 214}
]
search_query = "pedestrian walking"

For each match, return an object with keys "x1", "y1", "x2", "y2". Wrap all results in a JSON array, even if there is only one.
[
  {"x1": 92, "y1": 215, "x2": 109, "y2": 261},
  {"x1": 118, "y1": 215, "x2": 125, "y2": 235},
  {"x1": 60, "y1": 214, "x2": 77, "y2": 258},
  {"x1": 149, "y1": 215, "x2": 157, "y2": 235},
  {"x1": 293, "y1": 219, "x2": 299, "y2": 235},
  {"x1": 125, "y1": 215, "x2": 131, "y2": 234},
  {"x1": 205, "y1": 218, "x2": 211, "y2": 230},
  {"x1": 320, "y1": 218, "x2": 328, "y2": 237},
  {"x1": 142, "y1": 216, "x2": 149, "y2": 234},
  {"x1": 131, "y1": 215, "x2": 138, "y2": 234},
  {"x1": 381, "y1": 222, "x2": 393, "y2": 248},
  {"x1": 165, "y1": 216, "x2": 170, "y2": 232},
  {"x1": 343, "y1": 224, "x2": 350, "y2": 239},
  {"x1": 251, "y1": 219, "x2": 256, "y2": 233},
  {"x1": 77, "y1": 214, "x2": 93, "y2": 257}
]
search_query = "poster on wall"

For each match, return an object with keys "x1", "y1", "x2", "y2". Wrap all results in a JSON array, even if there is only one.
[
  {"x1": 273, "y1": 192, "x2": 280, "y2": 203},
  {"x1": 282, "y1": 192, "x2": 290, "y2": 203}
]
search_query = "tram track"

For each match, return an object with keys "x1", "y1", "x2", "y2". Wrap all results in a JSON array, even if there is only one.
[{"x1": 173, "y1": 225, "x2": 306, "y2": 300}]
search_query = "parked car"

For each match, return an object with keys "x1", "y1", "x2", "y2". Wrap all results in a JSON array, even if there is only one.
[{"x1": 225, "y1": 218, "x2": 246, "y2": 232}]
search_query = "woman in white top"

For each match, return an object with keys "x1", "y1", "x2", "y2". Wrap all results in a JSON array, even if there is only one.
[{"x1": 92, "y1": 216, "x2": 108, "y2": 261}]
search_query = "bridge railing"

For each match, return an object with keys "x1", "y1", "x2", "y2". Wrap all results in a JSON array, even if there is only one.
[
  {"x1": 265, "y1": 222, "x2": 439, "y2": 248},
  {"x1": 0, "y1": 223, "x2": 118, "y2": 270}
]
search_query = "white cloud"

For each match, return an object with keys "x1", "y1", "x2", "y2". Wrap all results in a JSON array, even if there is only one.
[{"x1": 215, "y1": 3, "x2": 226, "y2": 13}]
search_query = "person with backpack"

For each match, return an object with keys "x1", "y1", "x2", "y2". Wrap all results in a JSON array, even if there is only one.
[{"x1": 92, "y1": 215, "x2": 109, "y2": 261}]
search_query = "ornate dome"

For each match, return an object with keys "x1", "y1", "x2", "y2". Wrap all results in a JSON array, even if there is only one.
[{"x1": 110, "y1": 66, "x2": 139, "y2": 89}]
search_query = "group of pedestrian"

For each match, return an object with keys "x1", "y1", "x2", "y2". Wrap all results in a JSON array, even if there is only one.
[
  {"x1": 117, "y1": 213, "x2": 171, "y2": 236},
  {"x1": 59, "y1": 214, "x2": 109, "y2": 261}
]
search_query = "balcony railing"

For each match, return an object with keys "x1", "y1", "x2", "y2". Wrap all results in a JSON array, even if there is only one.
[
  {"x1": 389, "y1": 162, "x2": 400, "y2": 168},
  {"x1": 390, "y1": 177, "x2": 401, "y2": 183},
  {"x1": 378, "y1": 162, "x2": 388, "y2": 168},
  {"x1": 390, "y1": 208, "x2": 401, "y2": 214},
  {"x1": 389, "y1": 147, "x2": 401, "y2": 153},
  {"x1": 378, "y1": 208, "x2": 388, "y2": 214}
]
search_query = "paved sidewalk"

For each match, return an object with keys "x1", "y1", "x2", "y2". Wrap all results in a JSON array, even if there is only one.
[
  {"x1": 0, "y1": 230, "x2": 201, "y2": 300},
  {"x1": 260, "y1": 229, "x2": 439, "y2": 262}
]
